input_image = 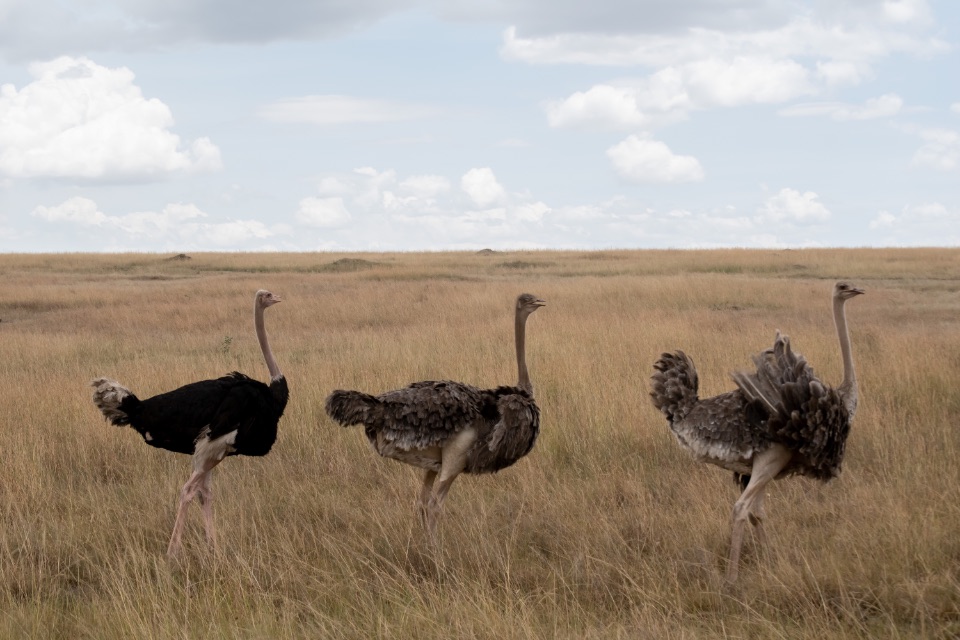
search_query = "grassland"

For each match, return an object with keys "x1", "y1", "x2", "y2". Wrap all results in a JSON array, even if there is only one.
[{"x1": 0, "y1": 248, "x2": 958, "y2": 639}]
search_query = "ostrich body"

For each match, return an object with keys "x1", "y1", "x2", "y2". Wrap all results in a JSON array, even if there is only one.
[
  {"x1": 325, "y1": 293, "x2": 545, "y2": 538},
  {"x1": 650, "y1": 281, "x2": 864, "y2": 583},
  {"x1": 91, "y1": 290, "x2": 288, "y2": 557}
]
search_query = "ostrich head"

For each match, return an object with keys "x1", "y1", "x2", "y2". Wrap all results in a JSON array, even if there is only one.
[
  {"x1": 256, "y1": 290, "x2": 282, "y2": 308},
  {"x1": 517, "y1": 293, "x2": 546, "y2": 317},
  {"x1": 834, "y1": 281, "x2": 865, "y2": 301}
]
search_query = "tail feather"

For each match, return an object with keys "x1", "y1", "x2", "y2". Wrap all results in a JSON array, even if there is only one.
[
  {"x1": 732, "y1": 333, "x2": 851, "y2": 480},
  {"x1": 325, "y1": 389, "x2": 379, "y2": 427},
  {"x1": 90, "y1": 378, "x2": 139, "y2": 426},
  {"x1": 650, "y1": 350, "x2": 699, "y2": 424}
]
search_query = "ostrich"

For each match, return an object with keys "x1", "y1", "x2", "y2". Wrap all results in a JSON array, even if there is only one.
[
  {"x1": 325, "y1": 293, "x2": 545, "y2": 538},
  {"x1": 650, "y1": 281, "x2": 864, "y2": 583},
  {"x1": 91, "y1": 289, "x2": 288, "y2": 557}
]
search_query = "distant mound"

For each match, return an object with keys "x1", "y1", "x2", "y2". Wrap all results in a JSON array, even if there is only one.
[
  {"x1": 165, "y1": 253, "x2": 191, "y2": 261},
  {"x1": 475, "y1": 248, "x2": 500, "y2": 256}
]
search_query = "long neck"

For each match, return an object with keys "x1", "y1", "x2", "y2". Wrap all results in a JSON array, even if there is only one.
[
  {"x1": 834, "y1": 296, "x2": 857, "y2": 416},
  {"x1": 515, "y1": 310, "x2": 532, "y2": 395},
  {"x1": 255, "y1": 302, "x2": 282, "y2": 381}
]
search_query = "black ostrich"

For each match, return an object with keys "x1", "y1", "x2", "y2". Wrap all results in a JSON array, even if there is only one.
[{"x1": 91, "y1": 289, "x2": 289, "y2": 556}]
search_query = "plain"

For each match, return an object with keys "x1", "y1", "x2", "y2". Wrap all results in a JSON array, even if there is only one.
[{"x1": 0, "y1": 249, "x2": 957, "y2": 639}]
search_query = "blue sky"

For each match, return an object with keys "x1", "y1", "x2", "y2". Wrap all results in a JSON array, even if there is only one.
[{"x1": 0, "y1": 0, "x2": 958, "y2": 251}]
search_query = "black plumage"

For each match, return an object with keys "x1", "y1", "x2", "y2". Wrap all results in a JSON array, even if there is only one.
[
  {"x1": 325, "y1": 293, "x2": 545, "y2": 538},
  {"x1": 650, "y1": 281, "x2": 864, "y2": 583},
  {"x1": 91, "y1": 289, "x2": 287, "y2": 556},
  {"x1": 99, "y1": 372, "x2": 288, "y2": 457}
]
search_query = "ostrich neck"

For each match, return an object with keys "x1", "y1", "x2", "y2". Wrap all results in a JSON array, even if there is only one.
[
  {"x1": 255, "y1": 303, "x2": 282, "y2": 381},
  {"x1": 515, "y1": 311, "x2": 532, "y2": 395},
  {"x1": 834, "y1": 297, "x2": 857, "y2": 413}
]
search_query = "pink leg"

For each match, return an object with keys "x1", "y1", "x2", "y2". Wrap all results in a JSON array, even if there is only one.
[
  {"x1": 727, "y1": 445, "x2": 792, "y2": 583},
  {"x1": 167, "y1": 457, "x2": 220, "y2": 557},
  {"x1": 423, "y1": 431, "x2": 474, "y2": 542},
  {"x1": 425, "y1": 461, "x2": 466, "y2": 542},
  {"x1": 198, "y1": 471, "x2": 217, "y2": 549},
  {"x1": 418, "y1": 470, "x2": 438, "y2": 530}
]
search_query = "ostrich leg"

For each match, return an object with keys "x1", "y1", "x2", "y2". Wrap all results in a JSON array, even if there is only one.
[
  {"x1": 727, "y1": 444, "x2": 792, "y2": 583},
  {"x1": 167, "y1": 456, "x2": 220, "y2": 557}
]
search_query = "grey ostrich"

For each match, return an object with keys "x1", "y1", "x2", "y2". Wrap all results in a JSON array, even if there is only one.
[
  {"x1": 325, "y1": 293, "x2": 545, "y2": 538},
  {"x1": 650, "y1": 281, "x2": 864, "y2": 583}
]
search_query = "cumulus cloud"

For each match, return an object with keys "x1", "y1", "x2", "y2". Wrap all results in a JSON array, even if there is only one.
[
  {"x1": 867, "y1": 202, "x2": 960, "y2": 245},
  {"x1": 399, "y1": 175, "x2": 451, "y2": 199},
  {"x1": 756, "y1": 188, "x2": 831, "y2": 223},
  {"x1": 780, "y1": 94, "x2": 904, "y2": 120},
  {"x1": 290, "y1": 165, "x2": 556, "y2": 250},
  {"x1": 0, "y1": 57, "x2": 221, "y2": 181},
  {"x1": 510, "y1": 3, "x2": 947, "y2": 133},
  {"x1": 31, "y1": 196, "x2": 109, "y2": 225},
  {"x1": 606, "y1": 135, "x2": 704, "y2": 183},
  {"x1": 546, "y1": 85, "x2": 652, "y2": 130},
  {"x1": 911, "y1": 128, "x2": 960, "y2": 171},
  {"x1": 296, "y1": 197, "x2": 352, "y2": 227},
  {"x1": 30, "y1": 198, "x2": 277, "y2": 249},
  {"x1": 258, "y1": 95, "x2": 441, "y2": 125},
  {"x1": 501, "y1": 9, "x2": 947, "y2": 68},
  {"x1": 547, "y1": 57, "x2": 816, "y2": 130},
  {"x1": 461, "y1": 168, "x2": 507, "y2": 207}
]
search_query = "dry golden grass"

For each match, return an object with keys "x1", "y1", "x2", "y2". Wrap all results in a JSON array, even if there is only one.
[{"x1": 0, "y1": 248, "x2": 958, "y2": 638}]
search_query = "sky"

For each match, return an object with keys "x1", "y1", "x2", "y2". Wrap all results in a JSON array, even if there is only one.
[{"x1": 0, "y1": 0, "x2": 958, "y2": 252}]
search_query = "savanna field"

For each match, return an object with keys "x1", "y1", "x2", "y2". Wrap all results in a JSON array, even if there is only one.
[{"x1": 0, "y1": 249, "x2": 958, "y2": 639}]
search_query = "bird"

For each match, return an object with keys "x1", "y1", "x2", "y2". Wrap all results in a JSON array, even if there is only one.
[
  {"x1": 91, "y1": 289, "x2": 288, "y2": 557},
  {"x1": 325, "y1": 293, "x2": 545, "y2": 539},
  {"x1": 650, "y1": 281, "x2": 864, "y2": 583}
]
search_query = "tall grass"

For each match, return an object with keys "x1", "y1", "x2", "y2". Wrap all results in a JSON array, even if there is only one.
[{"x1": 0, "y1": 249, "x2": 958, "y2": 638}]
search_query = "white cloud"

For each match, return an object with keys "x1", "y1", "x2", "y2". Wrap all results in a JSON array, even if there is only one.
[
  {"x1": 952, "y1": 103, "x2": 960, "y2": 115},
  {"x1": 680, "y1": 56, "x2": 813, "y2": 107},
  {"x1": 296, "y1": 197, "x2": 352, "y2": 227},
  {"x1": 815, "y1": 60, "x2": 869, "y2": 86},
  {"x1": 757, "y1": 188, "x2": 831, "y2": 223},
  {"x1": 881, "y1": 0, "x2": 933, "y2": 25},
  {"x1": 289, "y1": 166, "x2": 559, "y2": 250},
  {"x1": 461, "y1": 168, "x2": 507, "y2": 207},
  {"x1": 869, "y1": 211, "x2": 897, "y2": 229},
  {"x1": 31, "y1": 196, "x2": 108, "y2": 225},
  {"x1": 258, "y1": 95, "x2": 441, "y2": 125},
  {"x1": 0, "y1": 56, "x2": 221, "y2": 180},
  {"x1": 399, "y1": 175, "x2": 451, "y2": 199},
  {"x1": 514, "y1": 201, "x2": 550, "y2": 222},
  {"x1": 110, "y1": 203, "x2": 206, "y2": 236},
  {"x1": 780, "y1": 94, "x2": 904, "y2": 120},
  {"x1": 606, "y1": 135, "x2": 704, "y2": 183},
  {"x1": 546, "y1": 57, "x2": 814, "y2": 131},
  {"x1": 29, "y1": 197, "x2": 278, "y2": 249},
  {"x1": 911, "y1": 128, "x2": 960, "y2": 171},
  {"x1": 867, "y1": 202, "x2": 960, "y2": 245},
  {"x1": 508, "y1": 8, "x2": 947, "y2": 135},
  {"x1": 501, "y1": 15, "x2": 947, "y2": 68},
  {"x1": 546, "y1": 85, "x2": 651, "y2": 130}
]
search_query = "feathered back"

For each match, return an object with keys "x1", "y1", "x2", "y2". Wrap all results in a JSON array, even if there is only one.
[
  {"x1": 732, "y1": 333, "x2": 851, "y2": 480},
  {"x1": 326, "y1": 381, "x2": 487, "y2": 451},
  {"x1": 466, "y1": 386, "x2": 540, "y2": 474},
  {"x1": 650, "y1": 351, "x2": 699, "y2": 424}
]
